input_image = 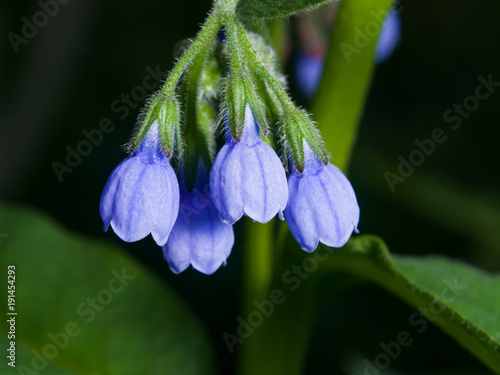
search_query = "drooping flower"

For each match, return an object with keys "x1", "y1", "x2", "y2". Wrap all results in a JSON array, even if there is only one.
[
  {"x1": 285, "y1": 142, "x2": 359, "y2": 252},
  {"x1": 99, "y1": 120, "x2": 179, "y2": 245},
  {"x1": 210, "y1": 104, "x2": 288, "y2": 224},
  {"x1": 163, "y1": 162, "x2": 234, "y2": 275}
]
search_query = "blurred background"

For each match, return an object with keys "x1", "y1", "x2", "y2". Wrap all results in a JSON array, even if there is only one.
[{"x1": 1, "y1": 0, "x2": 499, "y2": 373}]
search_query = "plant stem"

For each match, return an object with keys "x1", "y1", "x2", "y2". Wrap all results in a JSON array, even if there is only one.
[
  {"x1": 236, "y1": 1, "x2": 395, "y2": 374},
  {"x1": 234, "y1": 21, "x2": 294, "y2": 111},
  {"x1": 238, "y1": 220, "x2": 274, "y2": 375},
  {"x1": 241, "y1": 220, "x2": 274, "y2": 323},
  {"x1": 311, "y1": 0, "x2": 394, "y2": 172},
  {"x1": 162, "y1": 11, "x2": 222, "y2": 96}
]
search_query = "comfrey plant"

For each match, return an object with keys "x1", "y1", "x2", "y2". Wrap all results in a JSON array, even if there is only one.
[{"x1": 100, "y1": 0, "x2": 359, "y2": 275}]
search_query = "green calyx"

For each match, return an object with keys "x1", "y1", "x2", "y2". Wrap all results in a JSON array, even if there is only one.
[
  {"x1": 224, "y1": 73, "x2": 247, "y2": 142},
  {"x1": 129, "y1": 93, "x2": 179, "y2": 158},
  {"x1": 282, "y1": 108, "x2": 329, "y2": 173}
]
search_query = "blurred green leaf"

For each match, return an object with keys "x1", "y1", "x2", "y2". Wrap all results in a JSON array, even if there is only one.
[
  {"x1": 311, "y1": 0, "x2": 393, "y2": 172},
  {"x1": 321, "y1": 235, "x2": 500, "y2": 373},
  {"x1": 0, "y1": 205, "x2": 216, "y2": 375},
  {"x1": 236, "y1": 0, "x2": 332, "y2": 20}
]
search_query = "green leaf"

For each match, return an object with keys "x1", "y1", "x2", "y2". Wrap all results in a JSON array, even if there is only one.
[
  {"x1": 311, "y1": 0, "x2": 394, "y2": 171},
  {"x1": 321, "y1": 235, "x2": 500, "y2": 373},
  {"x1": 236, "y1": 0, "x2": 332, "y2": 20},
  {"x1": 240, "y1": 233, "x2": 500, "y2": 375},
  {"x1": 0, "y1": 205, "x2": 216, "y2": 374}
]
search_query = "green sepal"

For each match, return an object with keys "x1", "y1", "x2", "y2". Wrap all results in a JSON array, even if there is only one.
[
  {"x1": 224, "y1": 73, "x2": 247, "y2": 142},
  {"x1": 283, "y1": 108, "x2": 329, "y2": 172},
  {"x1": 154, "y1": 97, "x2": 180, "y2": 158},
  {"x1": 243, "y1": 78, "x2": 269, "y2": 136},
  {"x1": 128, "y1": 93, "x2": 179, "y2": 157}
]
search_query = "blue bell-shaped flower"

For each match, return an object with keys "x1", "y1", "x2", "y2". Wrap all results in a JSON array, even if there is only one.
[
  {"x1": 210, "y1": 104, "x2": 288, "y2": 224},
  {"x1": 285, "y1": 142, "x2": 359, "y2": 252},
  {"x1": 163, "y1": 162, "x2": 234, "y2": 275},
  {"x1": 99, "y1": 120, "x2": 180, "y2": 246}
]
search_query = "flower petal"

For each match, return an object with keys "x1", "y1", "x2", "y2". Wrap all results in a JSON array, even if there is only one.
[
  {"x1": 99, "y1": 120, "x2": 179, "y2": 246},
  {"x1": 286, "y1": 161, "x2": 359, "y2": 252},
  {"x1": 210, "y1": 105, "x2": 288, "y2": 224},
  {"x1": 164, "y1": 196, "x2": 234, "y2": 275},
  {"x1": 164, "y1": 164, "x2": 234, "y2": 275}
]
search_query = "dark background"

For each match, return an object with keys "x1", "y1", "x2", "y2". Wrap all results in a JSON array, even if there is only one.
[{"x1": 1, "y1": 0, "x2": 499, "y2": 373}]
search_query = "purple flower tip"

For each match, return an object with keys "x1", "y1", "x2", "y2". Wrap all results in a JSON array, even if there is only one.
[
  {"x1": 295, "y1": 53, "x2": 324, "y2": 100},
  {"x1": 285, "y1": 142, "x2": 360, "y2": 252},
  {"x1": 210, "y1": 104, "x2": 288, "y2": 224},
  {"x1": 99, "y1": 120, "x2": 180, "y2": 246},
  {"x1": 376, "y1": 9, "x2": 401, "y2": 63},
  {"x1": 163, "y1": 162, "x2": 234, "y2": 275}
]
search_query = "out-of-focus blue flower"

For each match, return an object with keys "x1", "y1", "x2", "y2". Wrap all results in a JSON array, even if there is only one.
[
  {"x1": 99, "y1": 120, "x2": 179, "y2": 246},
  {"x1": 210, "y1": 104, "x2": 288, "y2": 224},
  {"x1": 163, "y1": 163, "x2": 234, "y2": 275},
  {"x1": 295, "y1": 8, "x2": 401, "y2": 99},
  {"x1": 285, "y1": 142, "x2": 359, "y2": 252},
  {"x1": 376, "y1": 9, "x2": 401, "y2": 63},
  {"x1": 295, "y1": 53, "x2": 324, "y2": 100}
]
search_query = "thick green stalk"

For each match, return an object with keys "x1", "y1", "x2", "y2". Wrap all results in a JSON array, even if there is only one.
[
  {"x1": 241, "y1": 221, "x2": 274, "y2": 317},
  {"x1": 236, "y1": 2, "x2": 395, "y2": 375},
  {"x1": 238, "y1": 228, "x2": 320, "y2": 375},
  {"x1": 238, "y1": 221, "x2": 274, "y2": 375},
  {"x1": 311, "y1": 0, "x2": 394, "y2": 172}
]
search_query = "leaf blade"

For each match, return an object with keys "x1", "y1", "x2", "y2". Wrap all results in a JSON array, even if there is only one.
[
  {"x1": 320, "y1": 236, "x2": 500, "y2": 373},
  {"x1": 236, "y1": 0, "x2": 332, "y2": 20},
  {"x1": 0, "y1": 205, "x2": 216, "y2": 375}
]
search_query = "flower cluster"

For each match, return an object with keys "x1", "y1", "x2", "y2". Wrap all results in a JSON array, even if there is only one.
[{"x1": 99, "y1": 8, "x2": 360, "y2": 275}]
